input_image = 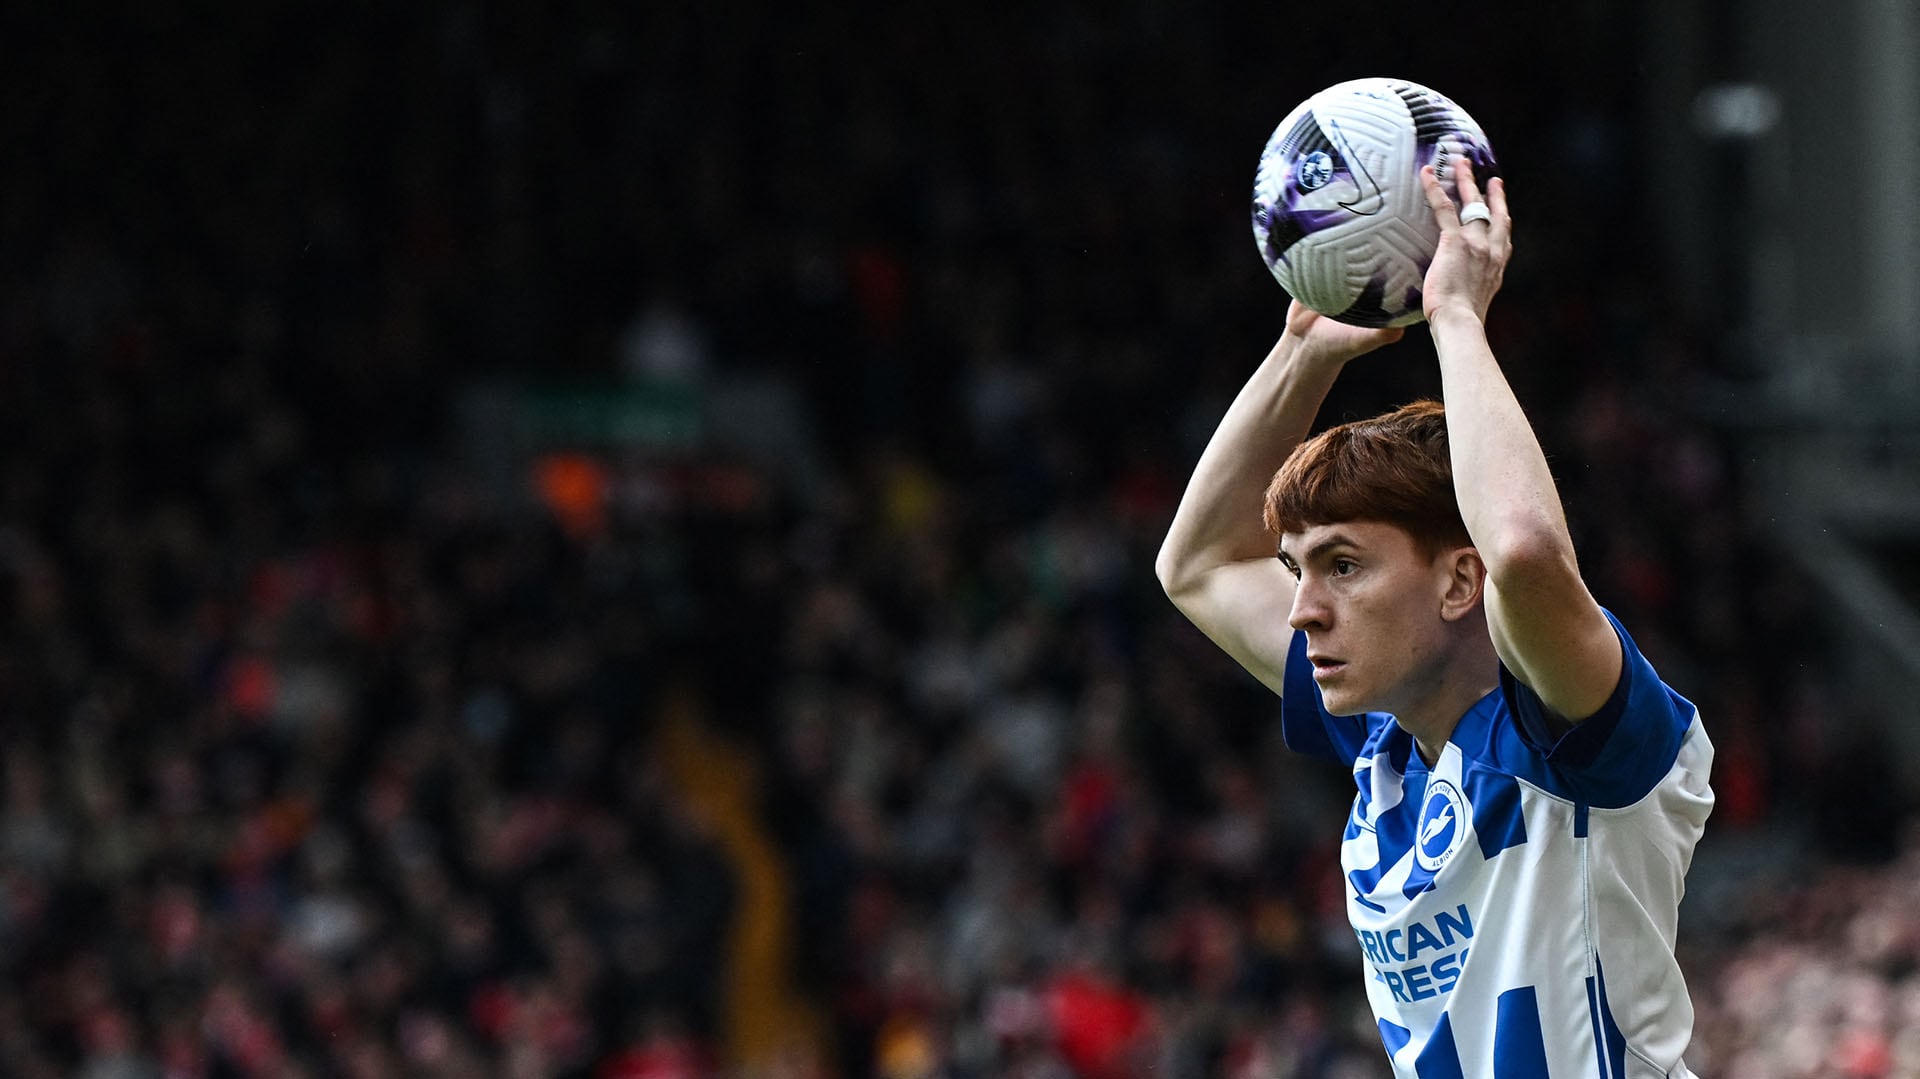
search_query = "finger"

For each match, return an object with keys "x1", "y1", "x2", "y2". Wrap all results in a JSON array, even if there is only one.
[
  {"x1": 1419, "y1": 165, "x2": 1459, "y2": 233},
  {"x1": 1452, "y1": 154, "x2": 1483, "y2": 210},
  {"x1": 1487, "y1": 176, "x2": 1512, "y2": 244}
]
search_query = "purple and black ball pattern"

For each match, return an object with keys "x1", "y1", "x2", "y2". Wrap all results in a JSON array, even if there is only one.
[{"x1": 1252, "y1": 79, "x2": 1498, "y2": 328}]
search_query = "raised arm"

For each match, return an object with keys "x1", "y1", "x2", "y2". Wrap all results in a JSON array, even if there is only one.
[
  {"x1": 1156, "y1": 302, "x2": 1400, "y2": 695},
  {"x1": 1418, "y1": 161, "x2": 1621, "y2": 724}
]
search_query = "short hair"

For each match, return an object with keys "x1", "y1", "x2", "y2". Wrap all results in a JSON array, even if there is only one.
[{"x1": 1263, "y1": 399, "x2": 1471, "y2": 556}]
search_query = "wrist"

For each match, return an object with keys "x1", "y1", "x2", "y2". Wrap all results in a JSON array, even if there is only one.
[
  {"x1": 1426, "y1": 305, "x2": 1487, "y2": 336},
  {"x1": 1279, "y1": 333, "x2": 1355, "y2": 375}
]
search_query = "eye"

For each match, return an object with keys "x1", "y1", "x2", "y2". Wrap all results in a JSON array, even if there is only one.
[
  {"x1": 1278, "y1": 556, "x2": 1301, "y2": 580},
  {"x1": 1331, "y1": 557, "x2": 1358, "y2": 577}
]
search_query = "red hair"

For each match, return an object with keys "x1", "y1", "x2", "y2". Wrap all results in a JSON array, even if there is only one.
[{"x1": 1263, "y1": 399, "x2": 1470, "y2": 555}]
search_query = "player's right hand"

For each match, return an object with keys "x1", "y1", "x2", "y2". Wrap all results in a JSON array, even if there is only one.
[{"x1": 1284, "y1": 300, "x2": 1404, "y2": 366}]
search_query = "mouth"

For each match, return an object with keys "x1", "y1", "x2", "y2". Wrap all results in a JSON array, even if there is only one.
[{"x1": 1308, "y1": 654, "x2": 1347, "y2": 680}]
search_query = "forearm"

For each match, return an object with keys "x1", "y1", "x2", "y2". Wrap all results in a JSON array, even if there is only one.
[
  {"x1": 1430, "y1": 308, "x2": 1571, "y2": 571},
  {"x1": 1156, "y1": 333, "x2": 1344, "y2": 592}
]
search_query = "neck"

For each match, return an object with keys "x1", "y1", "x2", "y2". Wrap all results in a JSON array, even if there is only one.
[{"x1": 1395, "y1": 636, "x2": 1502, "y2": 766}]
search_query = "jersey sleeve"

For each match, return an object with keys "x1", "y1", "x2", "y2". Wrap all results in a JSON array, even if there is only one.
[
  {"x1": 1500, "y1": 608, "x2": 1698, "y2": 808},
  {"x1": 1281, "y1": 631, "x2": 1383, "y2": 764}
]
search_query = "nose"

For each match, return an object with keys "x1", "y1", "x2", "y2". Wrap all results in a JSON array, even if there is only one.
[{"x1": 1288, "y1": 575, "x2": 1328, "y2": 632}]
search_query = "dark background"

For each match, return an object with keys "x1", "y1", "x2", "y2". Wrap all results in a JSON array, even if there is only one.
[{"x1": 1, "y1": 3, "x2": 1913, "y2": 1077}]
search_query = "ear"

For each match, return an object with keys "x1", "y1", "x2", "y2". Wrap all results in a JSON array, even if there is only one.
[{"x1": 1436, "y1": 547, "x2": 1486, "y2": 623}]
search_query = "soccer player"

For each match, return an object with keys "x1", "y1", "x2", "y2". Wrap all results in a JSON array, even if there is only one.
[{"x1": 1155, "y1": 160, "x2": 1713, "y2": 1076}]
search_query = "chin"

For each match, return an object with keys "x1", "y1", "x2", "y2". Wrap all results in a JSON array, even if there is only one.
[{"x1": 1317, "y1": 684, "x2": 1375, "y2": 718}]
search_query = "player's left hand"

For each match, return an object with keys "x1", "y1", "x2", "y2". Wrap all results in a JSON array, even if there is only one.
[{"x1": 1418, "y1": 158, "x2": 1511, "y2": 326}]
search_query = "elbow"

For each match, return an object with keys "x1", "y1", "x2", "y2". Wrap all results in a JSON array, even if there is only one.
[
  {"x1": 1154, "y1": 543, "x2": 1184, "y2": 597},
  {"x1": 1478, "y1": 520, "x2": 1577, "y2": 583},
  {"x1": 1154, "y1": 541, "x2": 1197, "y2": 605}
]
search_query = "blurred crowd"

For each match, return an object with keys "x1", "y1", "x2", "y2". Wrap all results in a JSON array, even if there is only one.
[
  {"x1": 1684, "y1": 835, "x2": 1920, "y2": 1078},
  {"x1": 1, "y1": 3, "x2": 1914, "y2": 1077}
]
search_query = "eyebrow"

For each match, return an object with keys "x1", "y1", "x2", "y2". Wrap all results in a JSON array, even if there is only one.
[{"x1": 1279, "y1": 532, "x2": 1363, "y2": 564}]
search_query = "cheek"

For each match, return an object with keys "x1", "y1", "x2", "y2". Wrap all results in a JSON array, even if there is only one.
[
  {"x1": 1354, "y1": 586, "x2": 1438, "y2": 659},
  {"x1": 1348, "y1": 579, "x2": 1417, "y2": 629}
]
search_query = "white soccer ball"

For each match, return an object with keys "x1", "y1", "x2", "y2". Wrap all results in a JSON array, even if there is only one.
[{"x1": 1252, "y1": 78, "x2": 1497, "y2": 327}]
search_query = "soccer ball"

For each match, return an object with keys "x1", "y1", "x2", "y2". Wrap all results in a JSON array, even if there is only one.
[{"x1": 1251, "y1": 78, "x2": 1497, "y2": 328}]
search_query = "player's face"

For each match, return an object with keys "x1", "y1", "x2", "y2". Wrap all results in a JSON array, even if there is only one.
[{"x1": 1279, "y1": 520, "x2": 1459, "y2": 717}]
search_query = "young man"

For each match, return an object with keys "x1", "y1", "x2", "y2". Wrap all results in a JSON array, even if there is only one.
[{"x1": 1156, "y1": 161, "x2": 1713, "y2": 1076}]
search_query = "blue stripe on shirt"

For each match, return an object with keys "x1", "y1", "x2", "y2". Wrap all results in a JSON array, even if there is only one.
[{"x1": 1494, "y1": 986, "x2": 1551, "y2": 1078}]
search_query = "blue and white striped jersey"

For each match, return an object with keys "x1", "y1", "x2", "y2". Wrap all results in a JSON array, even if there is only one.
[{"x1": 1282, "y1": 611, "x2": 1714, "y2": 1078}]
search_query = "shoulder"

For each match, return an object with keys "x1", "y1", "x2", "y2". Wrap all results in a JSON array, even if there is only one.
[{"x1": 1454, "y1": 613, "x2": 1701, "y2": 808}]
